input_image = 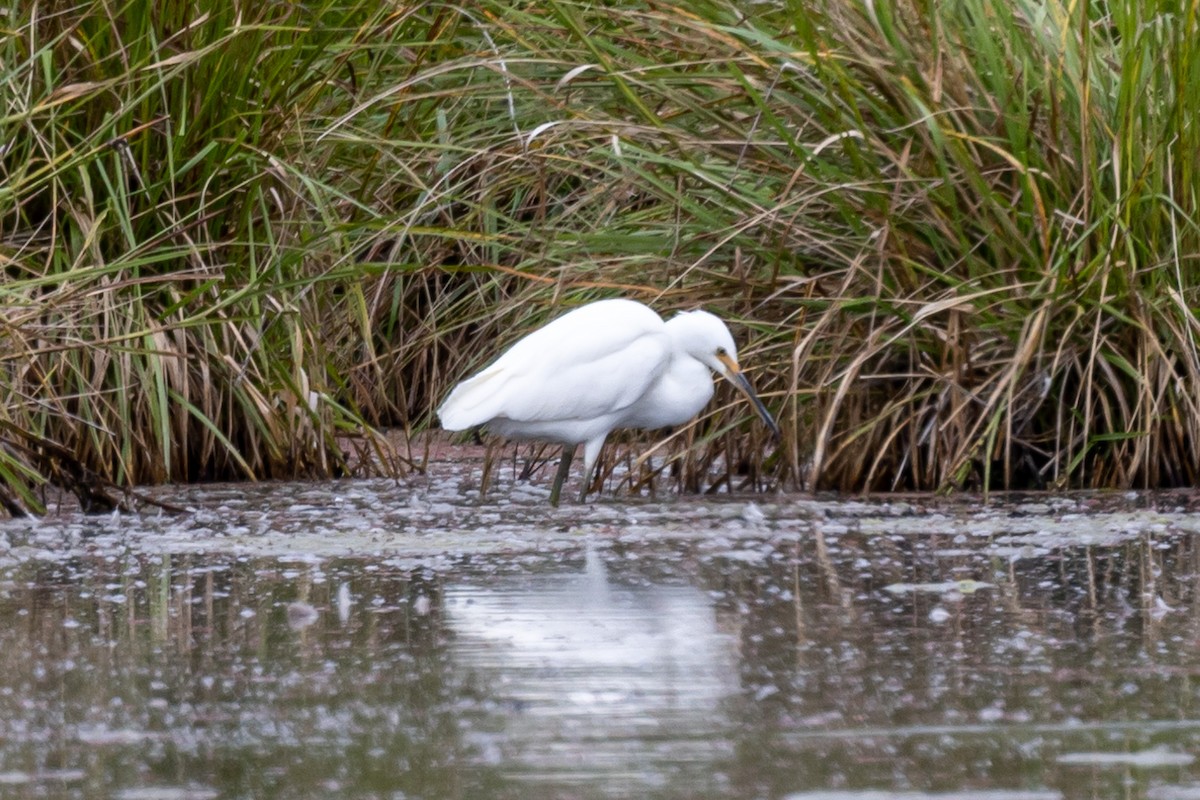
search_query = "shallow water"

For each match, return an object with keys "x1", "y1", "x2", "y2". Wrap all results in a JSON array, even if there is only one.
[{"x1": 3, "y1": 472, "x2": 1200, "y2": 799}]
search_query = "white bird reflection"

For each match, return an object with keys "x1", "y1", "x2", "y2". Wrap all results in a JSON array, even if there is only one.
[{"x1": 444, "y1": 543, "x2": 738, "y2": 784}]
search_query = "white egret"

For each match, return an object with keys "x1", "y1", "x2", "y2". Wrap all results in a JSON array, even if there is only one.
[{"x1": 437, "y1": 298, "x2": 780, "y2": 504}]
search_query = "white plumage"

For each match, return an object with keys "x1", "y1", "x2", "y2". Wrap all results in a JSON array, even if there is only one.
[{"x1": 438, "y1": 298, "x2": 778, "y2": 503}]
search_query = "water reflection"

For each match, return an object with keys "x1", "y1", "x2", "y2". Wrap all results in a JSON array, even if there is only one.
[
  {"x1": 446, "y1": 544, "x2": 737, "y2": 788},
  {"x1": 0, "y1": 489, "x2": 1198, "y2": 799}
]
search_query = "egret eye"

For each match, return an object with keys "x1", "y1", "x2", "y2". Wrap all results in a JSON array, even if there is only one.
[{"x1": 716, "y1": 347, "x2": 727, "y2": 357}]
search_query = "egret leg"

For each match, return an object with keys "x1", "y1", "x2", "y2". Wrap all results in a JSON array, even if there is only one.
[
  {"x1": 579, "y1": 460, "x2": 598, "y2": 503},
  {"x1": 579, "y1": 435, "x2": 607, "y2": 504},
  {"x1": 549, "y1": 444, "x2": 576, "y2": 507},
  {"x1": 578, "y1": 475, "x2": 590, "y2": 503},
  {"x1": 479, "y1": 437, "x2": 497, "y2": 499}
]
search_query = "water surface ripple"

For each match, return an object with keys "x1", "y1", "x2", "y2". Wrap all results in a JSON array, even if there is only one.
[{"x1": 1, "y1": 476, "x2": 1199, "y2": 799}]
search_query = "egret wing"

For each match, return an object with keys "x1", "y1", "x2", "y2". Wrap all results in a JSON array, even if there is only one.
[
  {"x1": 438, "y1": 300, "x2": 669, "y2": 429},
  {"x1": 495, "y1": 330, "x2": 670, "y2": 423}
]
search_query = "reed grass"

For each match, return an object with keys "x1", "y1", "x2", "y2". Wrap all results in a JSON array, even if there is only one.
[{"x1": 2, "y1": 0, "x2": 1197, "y2": 511}]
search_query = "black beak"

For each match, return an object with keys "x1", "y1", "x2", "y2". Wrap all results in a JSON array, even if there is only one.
[{"x1": 720, "y1": 358, "x2": 781, "y2": 442}]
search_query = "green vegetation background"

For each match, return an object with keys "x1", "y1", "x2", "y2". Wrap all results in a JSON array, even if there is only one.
[{"x1": 2, "y1": 0, "x2": 1198, "y2": 511}]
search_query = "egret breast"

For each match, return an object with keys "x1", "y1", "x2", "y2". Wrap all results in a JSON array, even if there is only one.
[{"x1": 619, "y1": 357, "x2": 715, "y2": 431}]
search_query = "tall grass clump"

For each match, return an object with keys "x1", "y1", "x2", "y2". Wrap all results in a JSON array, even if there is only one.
[
  {"x1": 2, "y1": 0, "x2": 1198, "y2": 511},
  {"x1": 0, "y1": 0, "x2": 414, "y2": 512},
  {"x1": 769, "y1": 0, "x2": 1200, "y2": 491},
  {"x1": 345, "y1": 0, "x2": 1200, "y2": 493}
]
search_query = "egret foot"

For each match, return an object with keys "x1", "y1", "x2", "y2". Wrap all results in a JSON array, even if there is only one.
[{"x1": 549, "y1": 444, "x2": 576, "y2": 507}]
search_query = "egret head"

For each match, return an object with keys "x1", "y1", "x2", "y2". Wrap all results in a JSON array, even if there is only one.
[{"x1": 671, "y1": 310, "x2": 781, "y2": 441}]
